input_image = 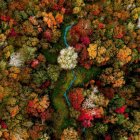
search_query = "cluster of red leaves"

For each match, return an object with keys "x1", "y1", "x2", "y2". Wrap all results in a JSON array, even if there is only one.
[
  {"x1": 71, "y1": 19, "x2": 93, "y2": 37},
  {"x1": 69, "y1": 20, "x2": 93, "y2": 69},
  {"x1": 69, "y1": 88, "x2": 104, "y2": 128},
  {"x1": 92, "y1": 4, "x2": 102, "y2": 16},
  {"x1": 68, "y1": 88, "x2": 84, "y2": 111},
  {"x1": 78, "y1": 108, "x2": 104, "y2": 128},
  {"x1": 31, "y1": 59, "x2": 40, "y2": 68},
  {"x1": 115, "y1": 105, "x2": 127, "y2": 114},
  {"x1": 44, "y1": 29, "x2": 53, "y2": 42},
  {"x1": 70, "y1": 19, "x2": 92, "y2": 46},
  {"x1": 0, "y1": 119, "x2": 7, "y2": 129},
  {"x1": 51, "y1": 0, "x2": 72, "y2": 15},
  {"x1": 27, "y1": 96, "x2": 51, "y2": 121},
  {"x1": 80, "y1": 36, "x2": 90, "y2": 46},
  {"x1": 31, "y1": 55, "x2": 47, "y2": 69},
  {"x1": 78, "y1": 109, "x2": 94, "y2": 128},
  {"x1": 0, "y1": 15, "x2": 17, "y2": 38},
  {"x1": 0, "y1": 15, "x2": 11, "y2": 22},
  {"x1": 8, "y1": 28, "x2": 17, "y2": 37},
  {"x1": 52, "y1": 0, "x2": 65, "y2": 11},
  {"x1": 40, "y1": 108, "x2": 53, "y2": 121},
  {"x1": 98, "y1": 23, "x2": 105, "y2": 29}
]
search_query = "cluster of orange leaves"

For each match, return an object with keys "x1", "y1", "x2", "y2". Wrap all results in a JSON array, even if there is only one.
[
  {"x1": 43, "y1": 12, "x2": 64, "y2": 28},
  {"x1": 27, "y1": 95, "x2": 50, "y2": 117},
  {"x1": 29, "y1": 124, "x2": 45, "y2": 140},
  {"x1": 117, "y1": 46, "x2": 132, "y2": 65},
  {"x1": 9, "y1": 105, "x2": 19, "y2": 118}
]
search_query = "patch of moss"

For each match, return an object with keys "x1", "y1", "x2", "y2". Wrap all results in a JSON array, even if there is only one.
[{"x1": 42, "y1": 50, "x2": 58, "y2": 64}]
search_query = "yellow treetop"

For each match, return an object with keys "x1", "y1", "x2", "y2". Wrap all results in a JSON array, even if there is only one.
[{"x1": 87, "y1": 44, "x2": 97, "y2": 59}]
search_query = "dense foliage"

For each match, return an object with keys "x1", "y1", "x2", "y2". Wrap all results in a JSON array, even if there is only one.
[{"x1": 0, "y1": 0, "x2": 140, "y2": 139}]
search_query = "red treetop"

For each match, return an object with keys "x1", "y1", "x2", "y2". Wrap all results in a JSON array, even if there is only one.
[{"x1": 68, "y1": 88, "x2": 84, "y2": 111}]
